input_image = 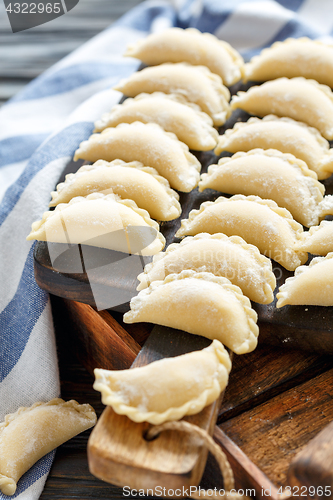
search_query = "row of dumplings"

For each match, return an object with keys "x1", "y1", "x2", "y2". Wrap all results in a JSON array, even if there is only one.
[
  {"x1": 83, "y1": 31, "x2": 287, "y2": 426},
  {"x1": 28, "y1": 28, "x2": 333, "y2": 352},
  {"x1": 117, "y1": 28, "x2": 333, "y2": 307},
  {"x1": 27, "y1": 28, "x2": 267, "y2": 429},
  {"x1": 26, "y1": 28, "x2": 333, "y2": 429}
]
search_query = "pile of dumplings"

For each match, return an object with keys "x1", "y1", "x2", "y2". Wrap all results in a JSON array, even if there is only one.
[{"x1": 27, "y1": 28, "x2": 333, "y2": 425}]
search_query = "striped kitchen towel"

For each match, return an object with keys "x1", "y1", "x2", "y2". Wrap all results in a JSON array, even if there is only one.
[{"x1": 1, "y1": 0, "x2": 333, "y2": 498}]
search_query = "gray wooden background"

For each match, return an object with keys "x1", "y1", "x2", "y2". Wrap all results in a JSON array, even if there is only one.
[{"x1": 0, "y1": 0, "x2": 145, "y2": 107}]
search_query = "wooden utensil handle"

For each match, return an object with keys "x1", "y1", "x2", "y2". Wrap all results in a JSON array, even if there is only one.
[{"x1": 287, "y1": 421, "x2": 333, "y2": 498}]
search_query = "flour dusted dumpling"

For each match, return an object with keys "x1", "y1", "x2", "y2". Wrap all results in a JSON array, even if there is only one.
[
  {"x1": 0, "y1": 399, "x2": 96, "y2": 496},
  {"x1": 245, "y1": 38, "x2": 333, "y2": 87},
  {"x1": 215, "y1": 116, "x2": 333, "y2": 180},
  {"x1": 74, "y1": 122, "x2": 201, "y2": 192},
  {"x1": 295, "y1": 220, "x2": 333, "y2": 256},
  {"x1": 137, "y1": 233, "x2": 276, "y2": 304},
  {"x1": 176, "y1": 195, "x2": 307, "y2": 271},
  {"x1": 230, "y1": 78, "x2": 333, "y2": 140},
  {"x1": 199, "y1": 149, "x2": 328, "y2": 227},
  {"x1": 27, "y1": 193, "x2": 165, "y2": 255},
  {"x1": 94, "y1": 339, "x2": 231, "y2": 425},
  {"x1": 94, "y1": 93, "x2": 219, "y2": 151},
  {"x1": 50, "y1": 160, "x2": 181, "y2": 222},
  {"x1": 114, "y1": 63, "x2": 231, "y2": 126},
  {"x1": 124, "y1": 270, "x2": 259, "y2": 354},
  {"x1": 277, "y1": 254, "x2": 333, "y2": 307},
  {"x1": 125, "y1": 27, "x2": 244, "y2": 86}
]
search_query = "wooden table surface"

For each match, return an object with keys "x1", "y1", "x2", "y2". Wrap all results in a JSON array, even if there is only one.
[
  {"x1": 50, "y1": 295, "x2": 333, "y2": 500},
  {"x1": 3, "y1": 3, "x2": 333, "y2": 498}
]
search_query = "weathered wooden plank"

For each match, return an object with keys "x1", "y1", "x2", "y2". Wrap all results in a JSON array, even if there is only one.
[
  {"x1": 213, "y1": 427, "x2": 278, "y2": 500},
  {"x1": 219, "y1": 368, "x2": 333, "y2": 486},
  {"x1": 219, "y1": 343, "x2": 333, "y2": 422},
  {"x1": 0, "y1": 0, "x2": 145, "y2": 82}
]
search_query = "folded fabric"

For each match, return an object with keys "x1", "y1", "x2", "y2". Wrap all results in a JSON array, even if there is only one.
[{"x1": 1, "y1": 0, "x2": 333, "y2": 498}]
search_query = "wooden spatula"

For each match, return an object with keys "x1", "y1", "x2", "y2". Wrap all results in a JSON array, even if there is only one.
[{"x1": 88, "y1": 326, "x2": 229, "y2": 491}]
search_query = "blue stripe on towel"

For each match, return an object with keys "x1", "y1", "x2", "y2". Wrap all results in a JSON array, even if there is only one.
[
  {"x1": 0, "y1": 246, "x2": 48, "y2": 382},
  {"x1": 0, "y1": 451, "x2": 56, "y2": 500},
  {"x1": 276, "y1": 0, "x2": 305, "y2": 11},
  {"x1": 0, "y1": 134, "x2": 48, "y2": 169},
  {"x1": 115, "y1": 2, "x2": 177, "y2": 31},
  {"x1": 0, "y1": 122, "x2": 93, "y2": 228},
  {"x1": 11, "y1": 61, "x2": 137, "y2": 102}
]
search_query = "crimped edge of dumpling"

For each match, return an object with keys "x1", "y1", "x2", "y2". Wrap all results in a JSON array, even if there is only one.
[
  {"x1": 114, "y1": 62, "x2": 230, "y2": 101},
  {"x1": 125, "y1": 269, "x2": 259, "y2": 354},
  {"x1": 244, "y1": 37, "x2": 333, "y2": 82},
  {"x1": 124, "y1": 27, "x2": 244, "y2": 85},
  {"x1": 276, "y1": 252, "x2": 333, "y2": 307},
  {"x1": 113, "y1": 63, "x2": 231, "y2": 126},
  {"x1": 94, "y1": 91, "x2": 214, "y2": 129},
  {"x1": 318, "y1": 149, "x2": 333, "y2": 179},
  {"x1": 137, "y1": 232, "x2": 276, "y2": 302},
  {"x1": 93, "y1": 339, "x2": 231, "y2": 425},
  {"x1": 28, "y1": 192, "x2": 165, "y2": 251},
  {"x1": 200, "y1": 149, "x2": 325, "y2": 213},
  {"x1": 215, "y1": 114, "x2": 330, "y2": 155},
  {"x1": 50, "y1": 159, "x2": 181, "y2": 218},
  {"x1": 125, "y1": 27, "x2": 244, "y2": 67},
  {"x1": 176, "y1": 194, "x2": 305, "y2": 242},
  {"x1": 230, "y1": 77, "x2": 333, "y2": 111},
  {"x1": 215, "y1": 148, "x2": 319, "y2": 180},
  {"x1": 0, "y1": 398, "x2": 96, "y2": 432},
  {"x1": 295, "y1": 219, "x2": 333, "y2": 253},
  {"x1": 93, "y1": 92, "x2": 219, "y2": 150},
  {"x1": 185, "y1": 27, "x2": 244, "y2": 67},
  {"x1": 74, "y1": 122, "x2": 201, "y2": 185},
  {"x1": 0, "y1": 399, "x2": 96, "y2": 496}
]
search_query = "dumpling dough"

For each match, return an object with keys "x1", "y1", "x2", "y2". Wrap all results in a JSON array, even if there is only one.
[
  {"x1": 94, "y1": 339, "x2": 231, "y2": 425},
  {"x1": 245, "y1": 38, "x2": 333, "y2": 88},
  {"x1": 176, "y1": 195, "x2": 307, "y2": 271},
  {"x1": 27, "y1": 193, "x2": 165, "y2": 255},
  {"x1": 199, "y1": 149, "x2": 327, "y2": 228},
  {"x1": 276, "y1": 253, "x2": 333, "y2": 307},
  {"x1": 137, "y1": 233, "x2": 276, "y2": 304},
  {"x1": 114, "y1": 63, "x2": 231, "y2": 126},
  {"x1": 74, "y1": 122, "x2": 201, "y2": 193},
  {"x1": 295, "y1": 220, "x2": 333, "y2": 256},
  {"x1": 94, "y1": 93, "x2": 219, "y2": 151},
  {"x1": 124, "y1": 270, "x2": 259, "y2": 355},
  {"x1": 124, "y1": 27, "x2": 244, "y2": 86},
  {"x1": 230, "y1": 78, "x2": 333, "y2": 140},
  {"x1": 50, "y1": 160, "x2": 181, "y2": 222},
  {"x1": 0, "y1": 399, "x2": 96, "y2": 496},
  {"x1": 215, "y1": 116, "x2": 333, "y2": 180}
]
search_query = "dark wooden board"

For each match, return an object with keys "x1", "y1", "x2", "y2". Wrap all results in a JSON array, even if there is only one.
[
  {"x1": 218, "y1": 343, "x2": 333, "y2": 423},
  {"x1": 219, "y1": 367, "x2": 333, "y2": 487},
  {"x1": 33, "y1": 99, "x2": 333, "y2": 352}
]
